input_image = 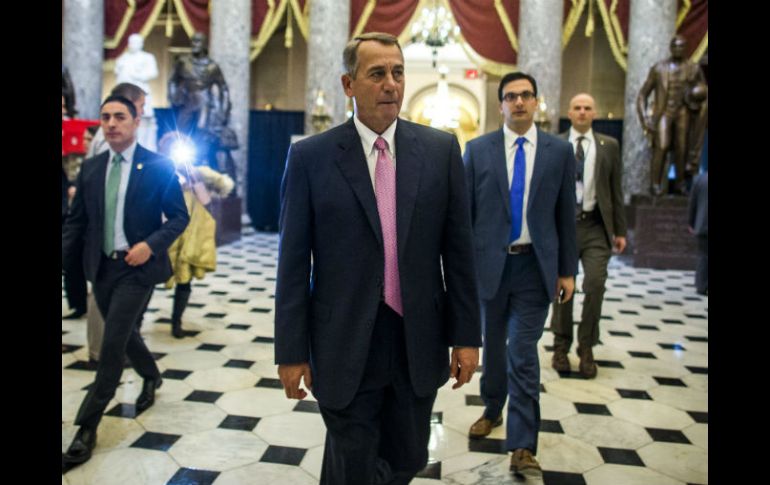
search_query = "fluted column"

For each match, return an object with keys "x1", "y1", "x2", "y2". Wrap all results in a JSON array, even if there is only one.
[
  {"x1": 622, "y1": 0, "x2": 677, "y2": 199},
  {"x1": 63, "y1": 0, "x2": 104, "y2": 119},
  {"x1": 210, "y1": 0, "x2": 252, "y2": 199},
  {"x1": 517, "y1": 0, "x2": 564, "y2": 133},
  {"x1": 305, "y1": 0, "x2": 351, "y2": 134}
]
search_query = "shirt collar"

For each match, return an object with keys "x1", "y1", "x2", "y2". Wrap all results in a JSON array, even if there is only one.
[
  {"x1": 503, "y1": 122, "x2": 538, "y2": 148},
  {"x1": 108, "y1": 140, "x2": 138, "y2": 164},
  {"x1": 569, "y1": 126, "x2": 594, "y2": 144},
  {"x1": 354, "y1": 116, "x2": 397, "y2": 155}
]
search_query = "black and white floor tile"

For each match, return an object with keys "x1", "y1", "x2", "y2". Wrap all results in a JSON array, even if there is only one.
[{"x1": 62, "y1": 226, "x2": 707, "y2": 484}]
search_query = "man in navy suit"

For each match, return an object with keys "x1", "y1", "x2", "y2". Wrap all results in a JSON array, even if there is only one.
[
  {"x1": 62, "y1": 95, "x2": 189, "y2": 467},
  {"x1": 275, "y1": 32, "x2": 481, "y2": 484},
  {"x1": 463, "y1": 72, "x2": 577, "y2": 473}
]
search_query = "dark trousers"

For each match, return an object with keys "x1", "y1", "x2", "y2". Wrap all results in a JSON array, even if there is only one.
[
  {"x1": 695, "y1": 235, "x2": 708, "y2": 294},
  {"x1": 63, "y1": 261, "x2": 87, "y2": 312},
  {"x1": 61, "y1": 219, "x2": 87, "y2": 313},
  {"x1": 318, "y1": 303, "x2": 436, "y2": 485},
  {"x1": 479, "y1": 252, "x2": 550, "y2": 453},
  {"x1": 74, "y1": 256, "x2": 160, "y2": 430},
  {"x1": 551, "y1": 215, "x2": 611, "y2": 352}
]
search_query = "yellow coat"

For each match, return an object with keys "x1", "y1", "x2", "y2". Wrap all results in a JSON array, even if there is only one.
[{"x1": 166, "y1": 190, "x2": 217, "y2": 287}]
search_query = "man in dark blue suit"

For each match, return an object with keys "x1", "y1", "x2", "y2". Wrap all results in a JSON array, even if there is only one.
[
  {"x1": 463, "y1": 72, "x2": 577, "y2": 473},
  {"x1": 275, "y1": 32, "x2": 481, "y2": 484},
  {"x1": 62, "y1": 95, "x2": 189, "y2": 467}
]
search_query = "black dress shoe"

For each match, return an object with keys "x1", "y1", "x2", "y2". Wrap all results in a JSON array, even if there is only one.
[
  {"x1": 63, "y1": 309, "x2": 87, "y2": 320},
  {"x1": 171, "y1": 320, "x2": 184, "y2": 339},
  {"x1": 63, "y1": 426, "x2": 97, "y2": 464},
  {"x1": 136, "y1": 377, "x2": 163, "y2": 413}
]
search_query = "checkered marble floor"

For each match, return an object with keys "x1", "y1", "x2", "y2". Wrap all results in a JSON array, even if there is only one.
[{"x1": 62, "y1": 226, "x2": 708, "y2": 485}]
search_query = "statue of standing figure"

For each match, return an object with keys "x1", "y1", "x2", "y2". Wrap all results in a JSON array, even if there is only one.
[
  {"x1": 637, "y1": 35, "x2": 707, "y2": 196},
  {"x1": 115, "y1": 33, "x2": 159, "y2": 151},
  {"x1": 168, "y1": 32, "x2": 232, "y2": 169}
]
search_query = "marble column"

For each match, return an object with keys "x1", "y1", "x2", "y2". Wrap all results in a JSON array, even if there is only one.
[
  {"x1": 622, "y1": 0, "x2": 677, "y2": 200},
  {"x1": 305, "y1": 0, "x2": 351, "y2": 134},
  {"x1": 210, "y1": 0, "x2": 252, "y2": 199},
  {"x1": 517, "y1": 0, "x2": 564, "y2": 133},
  {"x1": 63, "y1": 0, "x2": 104, "y2": 119}
]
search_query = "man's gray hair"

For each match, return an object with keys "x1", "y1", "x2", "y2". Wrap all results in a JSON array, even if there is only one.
[{"x1": 342, "y1": 32, "x2": 402, "y2": 78}]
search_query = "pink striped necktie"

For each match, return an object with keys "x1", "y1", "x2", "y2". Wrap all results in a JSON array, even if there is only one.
[{"x1": 374, "y1": 136, "x2": 403, "y2": 316}]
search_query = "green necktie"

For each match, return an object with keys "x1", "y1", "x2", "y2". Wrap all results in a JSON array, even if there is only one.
[{"x1": 103, "y1": 153, "x2": 124, "y2": 255}]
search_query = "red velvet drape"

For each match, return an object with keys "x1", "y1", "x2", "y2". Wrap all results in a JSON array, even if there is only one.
[
  {"x1": 177, "y1": 0, "x2": 210, "y2": 35},
  {"x1": 350, "y1": 0, "x2": 419, "y2": 37},
  {"x1": 599, "y1": 0, "x2": 706, "y2": 59},
  {"x1": 104, "y1": 0, "x2": 162, "y2": 60},
  {"x1": 678, "y1": 0, "x2": 707, "y2": 58},
  {"x1": 449, "y1": 0, "x2": 519, "y2": 66}
]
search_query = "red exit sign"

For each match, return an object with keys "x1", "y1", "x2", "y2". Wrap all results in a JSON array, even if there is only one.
[{"x1": 465, "y1": 69, "x2": 479, "y2": 79}]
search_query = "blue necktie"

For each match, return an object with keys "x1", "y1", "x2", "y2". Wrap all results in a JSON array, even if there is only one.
[{"x1": 509, "y1": 137, "x2": 527, "y2": 242}]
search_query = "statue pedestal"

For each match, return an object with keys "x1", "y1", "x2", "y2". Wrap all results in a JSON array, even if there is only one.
[
  {"x1": 631, "y1": 194, "x2": 696, "y2": 270},
  {"x1": 209, "y1": 196, "x2": 242, "y2": 246}
]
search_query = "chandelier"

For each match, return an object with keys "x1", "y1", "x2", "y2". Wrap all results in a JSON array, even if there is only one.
[
  {"x1": 422, "y1": 67, "x2": 461, "y2": 130},
  {"x1": 410, "y1": 0, "x2": 460, "y2": 67}
]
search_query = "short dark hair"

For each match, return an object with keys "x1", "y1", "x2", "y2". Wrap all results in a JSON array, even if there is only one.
[
  {"x1": 100, "y1": 95, "x2": 137, "y2": 118},
  {"x1": 110, "y1": 82, "x2": 146, "y2": 102},
  {"x1": 343, "y1": 32, "x2": 402, "y2": 78},
  {"x1": 498, "y1": 72, "x2": 538, "y2": 101},
  {"x1": 85, "y1": 125, "x2": 99, "y2": 136}
]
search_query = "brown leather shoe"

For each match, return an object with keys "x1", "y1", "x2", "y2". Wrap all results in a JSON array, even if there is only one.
[
  {"x1": 551, "y1": 349, "x2": 570, "y2": 372},
  {"x1": 578, "y1": 346, "x2": 597, "y2": 379},
  {"x1": 468, "y1": 414, "x2": 503, "y2": 439},
  {"x1": 510, "y1": 448, "x2": 541, "y2": 473}
]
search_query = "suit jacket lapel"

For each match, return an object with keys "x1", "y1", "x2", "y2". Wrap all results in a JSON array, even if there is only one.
[
  {"x1": 394, "y1": 120, "x2": 422, "y2": 259},
  {"x1": 334, "y1": 119, "x2": 383, "y2": 246},
  {"x1": 125, "y1": 144, "x2": 147, "y2": 210},
  {"x1": 94, "y1": 151, "x2": 109, "y2": 224},
  {"x1": 490, "y1": 130, "x2": 510, "y2": 218},
  {"x1": 527, "y1": 130, "x2": 551, "y2": 209},
  {"x1": 593, "y1": 135, "x2": 608, "y2": 198}
]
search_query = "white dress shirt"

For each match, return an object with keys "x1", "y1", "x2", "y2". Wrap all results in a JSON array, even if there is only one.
[
  {"x1": 354, "y1": 116, "x2": 398, "y2": 190},
  {"x1": 569, "y1": 126, "x2": 597, "y2": 212},
  {"x1": 105, "y1": 141, "x2": 138, "y2": 252},
  {"x1": 503, "y1": 123, "x2": 538, "y2": 245}
]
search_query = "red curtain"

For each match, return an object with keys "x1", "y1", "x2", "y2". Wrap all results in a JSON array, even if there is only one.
[
  {"x1": 177, "y1": 0, "x2": 210, "y2": 35},
  {"x1": 678, "y1": 0, "x2": 707, "y2": 58},
  {"x1": 104, "y1": 0, "x2": 163, "y2": 60},
  {"x1": 449, "y1": 0, "x2": 519, "y2": 66},
  {"x1": 350, "y1": 0, "x2": 419, "y2": 37},
  {"x1": 599, "y1": 0, "x2": 706, "y2": 59}
]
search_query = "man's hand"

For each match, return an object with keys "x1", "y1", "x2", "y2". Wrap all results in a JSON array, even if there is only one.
[
  {"x1": 278, "y1": 363, "x2": 313, "y2": 400},
  {"x1": 556, "y1": 276, "x2": 575, "y2": 304},
  {"x1": 125, "y1": 241, "x2": 153, "y2": 266},
  {"x1": 450, "y1": 347, "x2": 479, "y2": 390},
  {"x1": 613, "y1": 236, "x2": 627, "y2": 254}
]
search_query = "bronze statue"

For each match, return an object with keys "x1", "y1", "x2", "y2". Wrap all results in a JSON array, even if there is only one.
[
  {"x1": 168, "y1": 32, "x2": 231, "y2": 167},
  {"x1": 637, "y1": 35, "x2": 707, "y2": 196}
]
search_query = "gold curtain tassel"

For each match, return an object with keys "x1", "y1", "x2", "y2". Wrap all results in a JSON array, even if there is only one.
[
  {"x1": 165, "y1": 0, "x2": 173, "y2": 37},
  {"x1": 585, "y1": 0, "x2": 595, "y2": 37},
  {"x1": 285, "y1": 6, "x2": 294, "y2": 48}
]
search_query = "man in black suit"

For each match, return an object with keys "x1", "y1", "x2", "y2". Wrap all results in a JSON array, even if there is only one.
[
  {"x1": 62, "y1": 95, "x2": 189, "y2": 467},
  {"x1": 275, "y1": 32, "x2": 481, "y2": 484},
  {"x1": 550, "y1": 93, "x2": 627, "y2": 378},
  {"x1": 688, "y1": 171, "x2": 708, "y2": 295}
]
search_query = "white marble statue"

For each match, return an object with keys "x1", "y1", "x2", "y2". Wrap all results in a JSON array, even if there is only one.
[{"x1": 115, "y1": 33, "x2": 158, "y2": 150}]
